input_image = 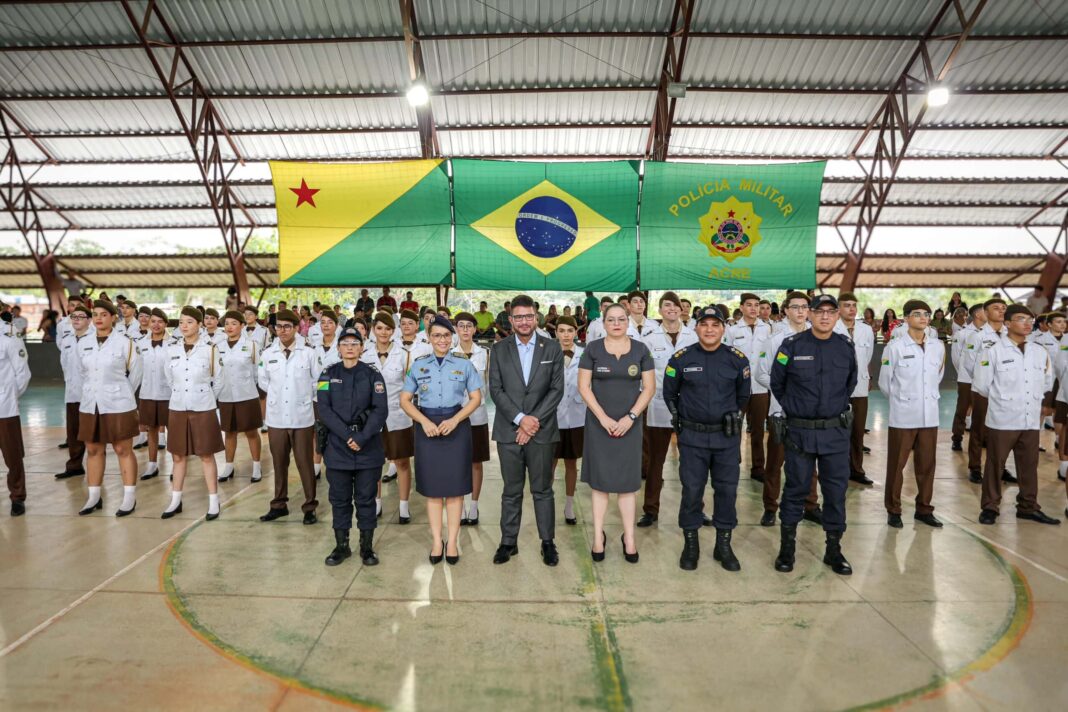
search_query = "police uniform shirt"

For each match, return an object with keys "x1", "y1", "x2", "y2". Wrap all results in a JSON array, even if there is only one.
[
  {"x1": 662, "y1": 342, "x2": 751, "y2": 449},
  {"x1": 55, "y1": 315, "x2": 73, "y2": 348},
  {"x1": 307, "y1": 321, "x2": 323, "y2": 348},
  {"x1": 724, "y1": 318, "x2": 772, "y2": 394},
  {"x1": 1029, "y1": 329, "x2": 1062, "y2": 365},
  {"x1": 833, "y1": 318, "x2": 876, "y2": 399},
  {"x1": 877, "y1": 331, "x2": 946, "y2": 429},
  {"x1": 244, "y1": 323, "x2": 271, "y2": 351},
  {"x1": 257, "y1": 338, "x2": 322, "y2": 429},
  {"x1": 315, "y1": 360, "x2": 389, "y2": 469},
  {"x1": 961, "y1": 323, "x2": 1012, "y2": 384},
  {"x1": 972, "y1": 339, "x2": 1053, "y2": 430},
  {"x1": 201, "y1": 327, "x2": 227, "y2": 347},
  {"x1": 164, "y1": 338, "x2": 223, "y2": 412},
  {"x1": 360, "y1": 341, "x2": 418, "y2": 431},
  {"x1": 643, "y1": 325, "x2": 698, "y2": 428},
  {"x1": 585, "y1": 317, "x2": 606, "y2": 342},
  {"x1": 891, "y1": 324, "x2": 938, "y2": 343},
  {"x1": 0, "y1": 334, "x2": 30, "y2": 419},
  {"x1": 1053, "y1": 341, "x2": 1068, "y2": 404},
  {"x1": 402, "y1": 352, "x2": 482, "y2": 409},
  {"x1": 315, "y1": 338, "x2": 341, "y2": 375}
]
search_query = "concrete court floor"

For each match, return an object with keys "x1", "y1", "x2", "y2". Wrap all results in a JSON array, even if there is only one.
[{"x1": 1, "y1": 387, "x2": 1067, "y2": 712}]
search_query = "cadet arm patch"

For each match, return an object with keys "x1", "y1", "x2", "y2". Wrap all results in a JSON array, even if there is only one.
[
  {"x1": 374, "y1": 382, "x2": 385, "y2": 393},
  {"x1": 316, "y1": 381, "x2": 329, "y2": 391},
  {"x1": 980, "y1": 360, "x2": 990, "y2": 366},
  {"x1": 743, "y1": 367, "x2": 751, "y2": 379},
  {"x1": 665, "y1": 365, "x2": 677, "y2": 378},
  {"x1": 776, "y1": 351, "x2": 789, "y2": 365},
  {"x1": 881, "y1": 358, "x2": 890, "y2": 365}
]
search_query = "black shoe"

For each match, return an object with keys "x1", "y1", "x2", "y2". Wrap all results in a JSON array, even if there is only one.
[
  {"x1": 315, "y1": 472, "x2": 321, "y2": 481},
  {"x1": 206, "y1": 509, "x2": 219, "y2": 521},
  {"x1": 139, "y1": 469, "x2": 159, "y2": 481},
  {"x1": 11, "y1": 501, "x2": 25, "y2": 516},
  {"x1": 864, "y1": 428, "x2": 871, "y2": 434},
  {"x1": 303, "y1": 511, "x2": 318, "y2": 525},
  {"x1": 774, "y1": 524, "x2": 796, "y2": 572},
  {"x1": 381, "y1": 472, "x2": 397, "y2": 483},
  {"x1": 446, "y1": 539, "x2": 460, "y2": 566},
  {"x1": 887, "y1": 513, "x2": 903, "y2": 528},
  {"x1": 460, "y1": 517, "x2": 471, "y2": 526},
  {"x1": 260, "y1": 508, "x2": 289, "y2": 522},
  {"x1": 850, "y1": 472, "x2": 874, "y2": 486},
  {"x1": 398, "y1": 514, "x2": 411, "y2": 525},
  {"x1": 78, "y1": 499, "x2": 103, "y2": 516},
  {"x1": 862, "y1": 446, "x2": 871, "y2": 454},
  {"x1": 802, "y1": 507, "x2": 823, "y2": 526},
  {"x1": 968, "y1": 470, "x2": 983, "y2": 484},
  {"x1": 702, "y1": 514, "x2": 714, "y2": 527},
  {"x1": 161, "y1": 502, "x2": 183, "y2": 519},
  {"x1": 429, "y1": 540, "x2": 444, "y2": 565},
  {"x1": 1001, "y1": 470, "x2": 1018, "y2": 484},
  {"x1": 115, "y1": 502, "x2": 136, "y2": 517},
  {"x1": 620, "y1": 533, "x2": 639, "y2": 564},
  {"x1": 1045, "y1": 422, "x2": 1055, "y2": 431},
  {"x1": 132, "y1": 440, "x2": 147, "y2": 450},
  {"x1": 217, "y1": 472, "x2": 232, "y2": 483},
  {"x1": 493, "y1": 543, "x2": 518, "y2": 564},
  {"x1": 713, "y1": 529, "x2": 740, "y2": 572},
  {"x1": 591, "y1": 532, "x2": 607, "y2": 562},
  {"x1": 915, "y1": 513, "x2": 943, "y2": 528},
  {"x1": 541, "y1": 540, "x2": 559, "y2": 566},
  {"x1": 823, "y1": 532, "x2": 852, "y2": 575},
  {"x1": 1058, "y1": 470, "x2": 1066, "y2": 482},
  {"x1": 1016, "y1": 510, "x2": 1060, "y2": 525},
  {"x1": 680, "y1": 529, "x2": 700, "y2": 571},
  {"x1": 637, "y1": 513, "x2": 657, "y2": 528},
  {"x1": 951, "y1": 440, "x2": 963, "y2": 451},
  {"x1": 749, "y1": 472, "x2": 765, "y2": 483},
  {"x1": 978, "y1": 509, "x2": 998, "y2": 525},
  {"x1": 1039, "y1": 446, "x2": 1047, "y2": 453},
  {"x1": 58, "y1": 441, "x2": 68, "y2": 449},
  {"x1": 565, "y1": 516, "x2": 577, "y2": 525},
  {"x1": 325, "y1": 529, "x2": 351, "y2": 566},
  {"x1": 55, "y1": 467, "x2": 85, "y2": 480},
  {"x1": 760, "y1": 510, "x2": 776, "y2": 527},
  {"x1": 359, "y1": 530, "x2": 379, "y2": 566}
]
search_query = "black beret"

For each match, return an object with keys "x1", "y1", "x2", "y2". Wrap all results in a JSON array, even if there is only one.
[
  {"x1": 453, "y1": 311, "x2": 477, "y2": 325},
  {"x1": 222, "y1": 310, "x2": 243, "y2": 324},
  {"x1": 1004, "y1": 304, "x2": 1033, "y2": 321},
  {"x1": 150, "y1": 308, "x2": 168, "y2": 322},
  {"x1": 93, "y1": 299, "x2": 117, "y2": 316},
  {"x1": 902, "y1": 300, "x2": 932, "y2": 315},
  {"x1": 180, "y1": 306, "x2": 203, "y2": 323},
  {"x1": 275, "y1": 309, "x2": 299, "y2": 325},
  {"x1": 429, "y1": 314, "x2": 455, "y2": 334},
  {"x1": 203, "y1": 308, "x2": 220, "y2": 319},
  {"x1": 373, "y1": 311, "x2": 396, "y2": 329}
]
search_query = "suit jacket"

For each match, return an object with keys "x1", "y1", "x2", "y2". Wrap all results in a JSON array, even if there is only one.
[{"x1": 489, "y1": 334, "x2": 565, "y2": 444}]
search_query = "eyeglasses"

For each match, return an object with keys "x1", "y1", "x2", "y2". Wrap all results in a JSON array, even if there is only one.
[
  {"x1": 604, "y1": 317, "x2": 629, "y2": 324},
  {"x1": 908, "y1": 311, "x2": 932, "y2": 318},
  {"x1": 511, "y1": 314, "x2": 536, "y2": 321},
  {"x1": 1010, "y1": 316, "x2": 1035, "y2": 324},
  {"x1": 812, "y1": 308, "x2": 838, "y2": 316},
  {"x1": 786, "y1": 305, "x2": 809, "y2": 312},
  {"x1": 430, "y1": 332, "x2": 454, "y2": 340},
  {"x1": 275, "y1": 324, "x2": 294, "y2": 331},
  {"x1": 339, "y1": 341, "x2": 361, "y2": 347}
]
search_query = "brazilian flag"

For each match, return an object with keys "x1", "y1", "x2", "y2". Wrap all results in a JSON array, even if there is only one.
[
  {"x1": 271, "y1": 160, "x2": 451, "y2": 286},
  {"x1": 453, "y1": 160, "x2": 639, "y2": 291}
]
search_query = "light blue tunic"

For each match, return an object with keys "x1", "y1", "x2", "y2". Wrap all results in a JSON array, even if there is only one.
[{"x1": 402, "y1": 353, "x2": 482, "y2": 409}]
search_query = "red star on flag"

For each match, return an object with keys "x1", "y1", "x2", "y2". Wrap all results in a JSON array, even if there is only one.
[
  {"x1": 727, "y1": 210, "x2": 735, "y2": 218},
  {"x1": 289, "y1": 178, "x2": 320, "y2": 208}
]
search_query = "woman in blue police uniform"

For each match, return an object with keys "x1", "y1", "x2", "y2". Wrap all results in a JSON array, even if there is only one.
[
  {"x1": 400, "y1": 315, "x2": 483, "y2": 565},
  {"x1": 317, "y1": 328, "x2": 389, "y2": 567}
]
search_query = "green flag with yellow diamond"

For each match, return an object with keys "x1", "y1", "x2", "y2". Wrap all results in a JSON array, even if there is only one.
[{"x1": 453, "y1": 160, "x2": 639, "y2": 291}]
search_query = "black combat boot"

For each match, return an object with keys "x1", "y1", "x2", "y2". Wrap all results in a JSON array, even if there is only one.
[
  {"x1": 679, "y1": 529, "x2": 700, "y2": 571},
  {"x1": 823, "y1": 531, "x2": 852, "y2": 575},
  {"x1": 712, "y1": 529, "x2": 741, "y2": 572},
  {"x1": 774, "y1": 524, "x2": 797, "y2": 572},
  {"x1": 359, "y1": 529, "x2": 379, "y2": 566},
  {"x1": 325, "y1": 529, "x2": 352, "y2": 566}
]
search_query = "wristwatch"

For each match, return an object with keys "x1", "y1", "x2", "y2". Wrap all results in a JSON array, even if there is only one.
[{"x1": 627, "y1": 411, "x2": 639, "y2": 421}]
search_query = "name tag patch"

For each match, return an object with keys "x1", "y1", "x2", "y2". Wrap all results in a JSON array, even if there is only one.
[
  {"x1": 683, "y1": 366, "x2": 702, "y2": 373},
  {"x1": 795, "y1": 355, "x2": 815, "y2": 361}
]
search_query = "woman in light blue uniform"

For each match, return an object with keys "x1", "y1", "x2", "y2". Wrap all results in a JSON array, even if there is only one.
[{"x1": 400, "y1": 315, "x2": 482, "y2": 565}]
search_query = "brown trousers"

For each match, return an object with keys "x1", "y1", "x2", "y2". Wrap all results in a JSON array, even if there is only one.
[
  {"x1": 65, "y1": 401, "x2": 86, "y2": 472},
  {"x1": 1, "y1": 415, "x2": 26, "y2": 502},
  {"x1": 746, "y1": 393, "x2": 770, "y2": 477},
  {"x1": 849, "y1": 396, "x2": 868, "y2": 475},
  {"x1": 968, "y1": 394, "x2": 989, "y2": 471},
  {"x1": 763, "y1": 418, "x2": 819, "y2": 513},
  {"x1": 885, "y1": 427, "x2": 937, "y2": 515},
  {"x1": 951, "y1": 382, "x2": 972, "y2": 443},
  {"x1": 982, "y1": 429, "x2": 1041, "y2": 514},
  {"x1": 268, "y1": 426, "x2": 318, "y2": 513},
  {"x1": 641, "y1": 425, "x2": 674, "y2": 516}
]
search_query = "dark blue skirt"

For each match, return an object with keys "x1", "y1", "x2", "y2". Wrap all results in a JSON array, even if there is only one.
[{"x1": 414, "y1": 406, "x2": 473, "y2": 498}]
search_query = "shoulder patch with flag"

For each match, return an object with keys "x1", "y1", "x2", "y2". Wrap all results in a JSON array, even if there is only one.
[
  {"x1": 776, "y1": 351, "x2": 789, "y2": 365},
  {"x1": 317, "y1": 379, "x2": 329, "y2": 391},
  {"x1": 881, "y1": 358, "x2": 890, "y2": 365},
  {"x1": 665, "y1": 365, "x2": 676, "y2": 378}
]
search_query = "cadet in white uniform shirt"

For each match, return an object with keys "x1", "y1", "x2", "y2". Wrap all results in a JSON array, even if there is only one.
[
  {"x1": 972, "y1": 304, "x2": 1059, "y2": 526},
  {"x1": 724, "y1": 292, "x2": 772, "y2": 482},
  {"x1": 201, "y1": 308, "x2": 227, "y2": 346},
  {"x1": 115, "y1": 299, "x2": 140, "y2": 338},
  {"x1": 961, "y1": 299, "x2": 1014, "y2": 484},
  {"x1": 625, "y1": 291, "x2": 660, "y2": 339},
  {"x1": 453, "y1": 312, "x2": 491, "y2": 525},
  {"x1": 0, "y1": 326, "x2": 30, "y2": 515},
  {"x1": 217, "y1": 310, "x2": 264, "y2": 483},
  {"x1": 950, "y1": 304, "x2": 985, "y2": 452},
  {"x1": 833, "y1": 292, "x2": 876, "y2": 486},
  {"x1": 312, "y1": 310, "x2": 342, "y2": 480},
  {"x1": 56, "y1": 304, "x2": 94, "y2": 480},
  {"x1": 1029, "y1": 311, "x2": 1063, "y2": 431},
  {"x1": 584, "y1": 296, "x2": 616, "y2": 343},
  {"x1": 77, "y1": 300, "x2": 144, "y2": 517},
  {"x1": 877, "y1": 300, "x2": 946, "y2": 529},
  {"x1": 552, "y1": 316, "x2": 587, "y2": 525},
  {"x1": 161, "y1": 307, "x2": 225, "y2": 520},
  {"x1": 136, "y1": 308, "x2": 173, "y2": 480},
  {"x1": 244, "y1": 305, "x2": 271, "y2": 432}
]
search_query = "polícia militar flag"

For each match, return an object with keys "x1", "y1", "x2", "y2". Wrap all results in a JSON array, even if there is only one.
[{"x1": 453, "y1": 160, "x2": 639, "y2": 291}]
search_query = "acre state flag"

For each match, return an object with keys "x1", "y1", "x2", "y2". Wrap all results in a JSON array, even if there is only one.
[
  {"x1": 271, "y1": 160, "x2": 451, "y2": 286},
  {"x1": 453, "y1": 160, "x2": 639, "y2": 291}
]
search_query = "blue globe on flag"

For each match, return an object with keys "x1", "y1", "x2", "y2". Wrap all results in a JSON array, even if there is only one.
[{"x1": 514, "y1": 195, "x2": 578, "y2": 258}]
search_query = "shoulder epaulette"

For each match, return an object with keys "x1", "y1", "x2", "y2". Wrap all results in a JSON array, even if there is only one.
[
  {"x1": 413, "y1": 353, "x2": 434, "y2": 363},
  {"x1": 730, "y1": 346, "x2": 745, "y2": 359},
  {"x1": 673, "y1": 346, "x2": 689, "y2": 359}
]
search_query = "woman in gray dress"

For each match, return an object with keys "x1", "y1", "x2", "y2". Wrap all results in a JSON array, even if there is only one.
[{"x1": 578, "y1": 303, "x2": 656, "y2": 563}]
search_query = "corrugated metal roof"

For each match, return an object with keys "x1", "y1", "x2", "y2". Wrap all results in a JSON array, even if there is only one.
[
  {"x1": 415, "y1": 0, "x2": 674, "y2": 34},
  {"x1": 674, "y1": 92, "x2": 882, "y2": 126},
  {"x1": 433, "y1": 90, "x2": 656, "y2": 126},
  {"x1": 439, "y1": 128, "x2": 647, "y2": 156}
]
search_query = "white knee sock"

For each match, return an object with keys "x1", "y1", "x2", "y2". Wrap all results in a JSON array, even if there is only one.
[
  {"x1": 207, "y1": 493, "x2": 220, "y2": 516},
  {"x1": 83, "y1": 486, "x2": 102, "y2": 510},
  {"x1": 166, "y1": 490, "x2": 182, "y2": 513},
  {"x1": 468, "y1": 499, "x2": 478, "y2": 519},
  {"x1": 375, "y1": 497, "x2": 382, "y2": 516},
  {"x1": 220, "y1": 462, "x2": 234, "y2": 480},
  {"x1": 1059, "y1": 461, "x2": 1068, "y2": 477},
  {"x1": 134, "y1": 432, "x2": 147, "y2": 446},
  {"x1": 314, "y1": 463, "x2": 322, "y2": 476},
  {"x1": 158, "y1": 433, "x2": 166, "y2": 447},
  {"x1": 565, "y1": 495, "x2": 574, "y2": 519},
  {"x1": 387, "y1": 462, "x2": 397, "y2": 477},
  {"x1": 120, "y1": 485, "x2": 136, "y2": 511},
  {"x1": 251, "y1": 461, "x2": 262, "y2": 480},
  {"x1": 399, "y1": 500, "x2": 410, "y2": 518}
]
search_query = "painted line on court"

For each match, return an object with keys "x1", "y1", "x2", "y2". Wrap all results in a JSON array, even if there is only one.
[
  {"x1": 0, "y1": 480, "x2": 256, "y2": 660},
  {"x1": 955, "y1": 524, "x2": 1068, "y2": 583}
]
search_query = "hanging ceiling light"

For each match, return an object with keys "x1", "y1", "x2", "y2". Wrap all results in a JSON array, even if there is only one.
[
  {"x1": 406, "y1": 83, "x2": 430, "y2": 107},
  {"x1": 926, "y1": 85, "x2": 950, "y2": 107}
]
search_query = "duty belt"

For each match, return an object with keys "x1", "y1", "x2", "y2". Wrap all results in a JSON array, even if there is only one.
[
  {"x1": 786, "y1": 416, "x2": 844, "y2": 429},
  {"x1": 678, "y1": 418, "x2": 724, "y2": 433}
]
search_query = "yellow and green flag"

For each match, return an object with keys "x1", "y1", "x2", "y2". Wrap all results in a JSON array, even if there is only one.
[
  {"x1": 453, "y1": 159, "x2": 639, "y2": 291},
  {"x1": 271, "y1": 160, "x2": 451, "y2": 286}
]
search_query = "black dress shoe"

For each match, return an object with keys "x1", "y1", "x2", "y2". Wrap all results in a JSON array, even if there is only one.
[
  {"x1": 760, "y1": 510, "x2": 776, "y2": 527},
  {"x1": 303, "y1": 511, "x2": 318, "y2": 525},
  {"x1": 636, "y1": 513, "x2": 657, "y2": 528},
  {"x1": 315, "y1": 472, "x2": 321, "y2": 481},
  {"x1": 620, "y1": 533, "x2": 639, "y2": 564},
  {"x1": 978, "y1": 509, "x2": 998, "y2": 525},
  {"x1": 445, "y1": 541, "x2": 460, "y2": 565},
  {"x1": 140, "y1": 469, "x2": 159, "y2": 481},
  {"x1": 1016, "y1": 510, "x2": 1060, "y2": 525},
  {"x1": 701, "y1": 514, "x2": 714, "y2": 527},
  {"x1": 429, "y1": 541, "x2": 444, "y2": 565},
  {"x1": 398, "y1": 515, "x2": 411, "y2": 524},
  {"x1": 1044, "y1": 422, "x2": 1055, "y2": 431},
  {"x1": 11, "y1": 501, "x2": 25, "y2": 516},
  {"x1": 968, "y1": 469, "x2": 983, "y2": 484},
  {"x1": 862, "y1": 446, "x2": 871, "y2": 454},
  {"x1": 58, "y1": 441, "x2": 68, "y2": 449},
  {"x1": 381, "y1": 472, "x2": 397, "y2": 483},
  {"x1": 850, "y1": 472, "x2": 874, "y2": 486},
  {"x1": 205, "y1": 510, "x2": 220, "y2": 521},
  {"x1": 161, "y1": 503, "x2": 183, "y2": 519},
  {"x1": 887, "y1": 513, "x2": 903, "y2": 528},
  {"x1": 260, "y1": 508, "x2": 289, "y2": 522},
  {"x1": 217, "y1": 473, "x2": 232, "y2": 483},
  {"x1": 541, "y1": 540, "x2": 559, "y2": 566},
  {"x1": 951, "y1": 440, "x2": 963, "y2": 451},
  {"x1": 493, "y1": 543, "x2": 518, "y2": 564},
  {"x1": 915, "y1": 513, "x2": 943, "y2": 528},
  {"x1": 1059, "y1": 470, "x2": 1067, "y2": 482},
  {"x1": 460, "y1": 517, "x2": 471, "y2": 526},
  {"x1": 132, "y1": 440, "x2": 147, "y2": 450},
  {"x1": 749, "y1": 472, "x2": 765, "y2": 483},
  {"x1": 1001, "y1": 470, "x2": 1018, "y2": 484},
  {"x1": 565, "y1": 516, "x2": 577, "y2": 525},
  {"x1": 591, "y1": 532, "x2": 606, "y2": 562},
  {"x1": 864, "y1": 428, "x2": 871, "y2": 434},
  {"x1": 55, "y1": 468, "x2": 85, "y2": 480},
  {"x1": 802, "y1": 507, "x2": 823, "y2": 525},
  {"x1": 78, "y1": 500, "x2": 103, "y2": 516},
  {"x1": 115, "y1": 503, "x2": 136, "y2": 517}
]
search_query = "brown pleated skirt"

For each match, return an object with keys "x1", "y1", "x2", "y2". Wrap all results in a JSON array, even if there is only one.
[
  {"x1": 167, "y1": 409, "x2": 224, "y2": 457},
  {"x1": 383, "y1": 424, "x2": 415, "y2": 460},
  {"x1": 1056, "y1": 400, "x2": 1068, "y2": 424},
  {"x1": 219, "y1": 398, "x2": 263, "y2": 433},
  {"x1": 471, "y1": 423, "x2": 490, "y2": 463},
  {"x1": 138, "y1": 398, "x2": 170, "y2": 428},
  {"x1": 555, "y1": 426, "x2": 585, "y2": 460},
  {"x1": 79, "y1": 408, "x2": 140, "y2": 444}
]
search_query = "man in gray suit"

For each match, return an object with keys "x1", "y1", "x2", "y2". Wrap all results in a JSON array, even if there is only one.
[{"x1": 489, "y1": 295, "x2": 565, "y2": 566}]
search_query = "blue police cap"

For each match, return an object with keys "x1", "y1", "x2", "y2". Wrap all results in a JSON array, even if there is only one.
[
  {"x1": 430, "y1": 314, "x2": 456, "y2": 334},
  {"x1": 696, "y1": 305, "x2": 726, "y2": 324},
  {"x1": 809, "y1": 294, "x2": 838, "y2": 310},
  {"x1": 337, "y1": 327, "x2": 363, "y2": 344}
]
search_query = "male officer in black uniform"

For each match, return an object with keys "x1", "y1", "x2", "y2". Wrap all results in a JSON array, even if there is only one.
[
  {"x1": 770, "y1": 294, "x2": 857, "y2": 575},
  {"x1": 663, "y1": 305, "x2": 751, "y2": 572},
  {"x1": 316, "y1": 327, "x2": 389, "y2": 567}
]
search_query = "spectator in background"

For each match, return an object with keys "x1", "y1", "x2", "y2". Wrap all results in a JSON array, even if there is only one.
[
  {"x1": 225, "y1": 286, "x2": 239, "y2": 312},
  {"x1": 545, "y1": 304, "x2": 559, "y2": 337},
  {"x1": 376, "y1": 286, "x2": 397, "y2": 312},
  {"x1": 863, "y1": 307, "x2": 876, "y2": 329},
  {"x1": 495, "y1": 300, "x2": 512, "y2": 340},
  {"x1": 400, "y1": 291, "x2": 419, "y2": 314},
  {"x1": 880, "y1": 309, "x2": 899, "y2": 341},
  {"x1": 298, "y1": 306, "x2": 312, "y2": 337},
  {"x1": 11, "y1": 306, "x2": 28, "y2": 339},
  {"x1": 951, "y1": 307, "x2": 968, "y2": 337},
  {"x1": 946, "y1": 291, "x2": 966, "y2": 317},
  {"x1": 355, "y1": 289, "x2": 375, "y2": 316},
  {"x1": 535, "y1": 302, "x2": 546, "y2": 328},
  {"x1": 931, "y1": 308, "x2": 952, "y2": 340},
  {"x1": 583, "y1": 291, "x2": 600, "y2": 321},
  {"x1": 474, "y1": 301, "x2": 495, "y2": 339},
  {"x1": 38, "y1": 310, "x2": 58, "y2": 342},
  {"x1": 1025, "y1": 286, "x2": 1049, "y2": 317}
]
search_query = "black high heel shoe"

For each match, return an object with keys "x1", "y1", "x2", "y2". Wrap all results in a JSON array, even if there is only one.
[
  {"x1": 445, "y1": 540, "x2": 460, "y2": 565},
  {"x1": 621, "y1": 533, "x2": 639, "y2": 564},
  {"x1": 115, "y1": 502, "x2": 136, "y2": 517},
  {"x1": 429, "y1": 540, "x2": 444, "y2": 565},
  {"x1": 591, "y1": 532, "x2": 607, "y2": 562},
  {"x1": 161, "y1": 502, "x2": 182, "y2": 519},
  {"x1": 78, "y1": 499, "x2": 103, "y2": 516}
]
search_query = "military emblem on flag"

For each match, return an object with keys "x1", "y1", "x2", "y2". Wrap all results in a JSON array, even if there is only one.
[{"x1": 698, "y1": 196, "x2": 762, "y2": 263}]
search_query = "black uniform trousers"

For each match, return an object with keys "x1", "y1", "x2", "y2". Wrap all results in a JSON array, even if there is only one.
[
  {"x1": 326, "y1": 467, "x2": 381, "y2": 531},
  {"x1": 781, "y1": 440, "x2": 849, "y2": 533},
  {"x1": 678, "y1": 443, "x2": 739, "y2": 531}
]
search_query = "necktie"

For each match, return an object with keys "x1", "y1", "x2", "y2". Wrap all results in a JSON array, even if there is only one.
[
  {"x1": 848, "y1": 326, "x2": 854, "y2": 340},
  {"x1": 246, "y1": 327, "x2": 254, "y2": 332},
  {"x1": 284, "y1": 348, "x2": 291, "y2": 360},
  {"x1": 563, "y1": 349, "x2": 574, "y2": 358}
]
